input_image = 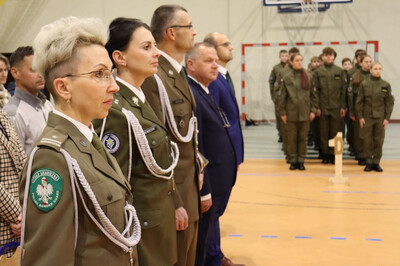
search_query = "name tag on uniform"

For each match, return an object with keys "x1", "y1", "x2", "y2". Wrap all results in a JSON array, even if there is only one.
[
  {"x1": 334, "y1": 74, "x2": 341, "y2": 80},
  {"x1": 172, "y1": 99, "x2": 184, "y2": 104},
  {"x1": 381, "y1": 87, "x2": 388, "y2": 93},
  {"x1": 144, "y1": 125, "x2": 157, "y2": 134}
]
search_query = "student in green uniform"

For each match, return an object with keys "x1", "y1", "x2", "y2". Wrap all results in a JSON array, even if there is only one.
[
  {"x1": 348, "y1": 55, "x2": 372, "y2": 165},
  {"x1": 278, "y1": 53, "x2": 317, "y2": 170},
  {"x1": 356, "y1": 62, "x2": 394, "y2": 172},
  {"x1": 93, "y1": 18, "x2": 179, "y2": 266},
  {"x1": 19, "y1": 17, "x2": 140, "y2": 265},
  {"x1": 269, "y1": 49, "x2": 289, "y2": 143},
  {"x1": 312, "y1": 47, "x2": 347, "y2": 164}
]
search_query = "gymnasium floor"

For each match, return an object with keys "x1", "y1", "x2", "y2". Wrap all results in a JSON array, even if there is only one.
[{"x1": 220, "y1": 124, "x2": 400, "y2": 266}]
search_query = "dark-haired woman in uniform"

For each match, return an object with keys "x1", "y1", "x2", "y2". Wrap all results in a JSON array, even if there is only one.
[
  {"x1": 93, "y1": 17, "x2": 179, "y2": 266},
  {"x1": 278, "y1": 53, "x2": 317, "y2": 170},
  {"x1": 348, "y1": 55, "x2": 372, "y2": 165}
]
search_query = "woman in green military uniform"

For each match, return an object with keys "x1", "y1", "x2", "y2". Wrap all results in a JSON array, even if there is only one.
[
  {"x1": 19, "y1": 17, "x2": 140, "y2": 265},
  {"x1": 348, "y1": 55, "x2": 372, "y2": 165},
  {"x1": 93, "y1": 18, "x2": 179, "y2": 266},
  {"x1": 356, "y1": 62, "x2": 394, "y2": 172},
  {"x1": 278, "y1": 53, "x2": 317, "y2": 170}
]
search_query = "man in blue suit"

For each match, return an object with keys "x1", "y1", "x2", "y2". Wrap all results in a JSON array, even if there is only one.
[
  {"x1": 204, "y1": 32, "x2": 244, "y2": 169},
  {"x1": 186, "y1": 42, "x2": 244, "y2": 266}
]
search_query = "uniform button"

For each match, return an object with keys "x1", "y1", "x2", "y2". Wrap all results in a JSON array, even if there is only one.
[
  {"x1": 167, "y1": 191, "x2": 172, "y2": 196},
  {"x1": 107, "y1": 194, "x2": 113, "y2": 201},
  {"x1": 143, "y1": 221, "x2": 149, "y2": 227},
  {"x1": 165, "y1": 136, "x2": 169, "y2": 141},
  {"x1": 79, "y1": 139, "x2": 88, "y2": 147},
  {"x1": 151, "y1": 140, "x2": 156, "y2": 146}
]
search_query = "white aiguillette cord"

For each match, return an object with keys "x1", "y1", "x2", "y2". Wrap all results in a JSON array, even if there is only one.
[
  {"x1": 121, "y1": 108, "x2": 179, "y2": 180},
  {"x1": 154, "y1": 74, "x2": 206, "y2": 171},
  {"x1": 154, "y1": 74, "x2": 197, "y2": 143},
  {"x1": 21, "y1": 147, "x2": 140, "y2": 263},
  {"x1": 99, "y1": 108, "x2": 180, "y2": 181}
]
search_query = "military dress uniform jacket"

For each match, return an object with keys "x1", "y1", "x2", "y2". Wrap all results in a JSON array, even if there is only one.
[
  {"x1": 0, "y1": 111, "x2": 26, "y2": 252},
  {"x1": 20, "y1": 112, "x2": 135, "y2": 266},
  {"x1": 278, "y1": 68, "x2": 317, "y2": 122},
  {"x1": 355, "y1": 76, "x2": 394, "y2": 120},
  {"x1": 93, "y1": 81, "x2": 177, "y2": 265},
  {"x1": 348, "y1": 70, "x2": 370, "y2": 118},
  {"x1": 142, "y1": 55, "x2": 200, "y2": 223},
  {"x1": 312, "y1": 63, "x2": 347, "y2": 116}
]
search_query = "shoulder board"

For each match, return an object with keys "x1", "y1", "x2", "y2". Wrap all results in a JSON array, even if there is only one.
[{"x1": 37, "y1": 129, "x2": 68, "y2": 152}]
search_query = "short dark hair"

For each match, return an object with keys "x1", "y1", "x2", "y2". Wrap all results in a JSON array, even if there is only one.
[
  {"x1": 289, "y1": 47, "x2": 299, "y2": 54},
  {"x1": 106, "y1": 17, "x2": 150, "y2": 65},
  {"x1": 150, "y1": 5, "x2": 187, "y2": 44},
  {"x1": 342, "y1": 57, "x2": 351, "y2": 65},
  {"x1": 354, "y1": 49, "x2": 367, "y2": 58},
  {"x1": 279, "y1": 49, "x2": 288, "y2": 55},
  {"x1": 10, "y1": 46, "x2": 33, "y2": 68},
  {"x1": 322, "y1": 46, "x2": 337, "y2": 58}
]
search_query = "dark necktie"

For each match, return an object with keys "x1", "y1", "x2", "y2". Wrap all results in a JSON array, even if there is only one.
[
  {"x1": 0, "y1": 121, "x2": 8, "y2": 140},
  {"x1": 179, "y1": 68, "x2": 187, "y2": 80},
  {"x1": 92, "y1": 133, "x2": 107, "y2": 161},
  {"x1": 226, "y1": 71, "x2": 235, "y2": 95}
]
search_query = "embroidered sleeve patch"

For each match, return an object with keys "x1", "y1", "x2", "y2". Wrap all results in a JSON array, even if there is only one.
[
  {"x1": 334, "y1": 74, "x2": 341, "y2": 80},
  {"x1": 30, "y1": 168, "x2": 63, "y2": 212},
  {"x1": 381, "y1": 87, "x2": 388, "y2": 92}
]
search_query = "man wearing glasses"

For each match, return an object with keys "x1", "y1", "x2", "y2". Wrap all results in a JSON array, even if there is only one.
[
  {"x1": 203, "y1": 32, "x2": 245, "y2": 266},
  {"x1": 142, "y1": 5, "x2": 201, "y2": 266}
]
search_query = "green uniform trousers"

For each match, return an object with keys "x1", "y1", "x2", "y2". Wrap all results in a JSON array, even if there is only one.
[
  {"x1": 361, "y1": 117, "x2": 385, "y2": 164},
  {"x1": 353, "y1": 120, "x2": 364, "y2": 159},
  {"x1": 319, "y1": 112, "x2": 342, "y2": 155},
  {"x1": 175, "y1": 221, "x2": 198, "y2": 266},
  {"x1": 284, "y1": 121, "x2": 310, "y2": 163}
]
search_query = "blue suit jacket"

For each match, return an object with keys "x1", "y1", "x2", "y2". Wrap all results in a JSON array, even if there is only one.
[
  {"x1": 188, "y1": 77, "x2": 237, "y2": 196},
  {"x1": 208, "y1": 73, "x2": 244, "y2": 165}
]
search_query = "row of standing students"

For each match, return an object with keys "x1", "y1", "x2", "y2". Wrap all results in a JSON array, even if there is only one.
[{"x1": 271, "y1": 47, "x2": 394, "y2": 171}]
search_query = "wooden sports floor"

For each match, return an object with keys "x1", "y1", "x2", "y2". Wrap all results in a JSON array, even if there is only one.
[{"x1": 220, "y1": 124, "x2": 400, "y2": 266}]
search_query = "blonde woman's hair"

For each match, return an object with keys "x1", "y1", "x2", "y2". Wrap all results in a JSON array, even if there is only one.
[{"x1": 32, "y1": 16, "x2": 107, "y2": 96}]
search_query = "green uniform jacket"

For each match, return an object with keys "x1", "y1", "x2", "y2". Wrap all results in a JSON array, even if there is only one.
[
  {"x1": 142, "y1": 55, "x2": 200, "y2": 223},
  {"x1": 355, "y1": 76, "x2": 394, "y2": 120},
  {"x1": 93, "y1": 81, "x2": 177, "y2": 266},
  {"x1": 20, "y1": 112, "x2": 135, "y2": 266},
  {"x1": 277, "y1": 67, "x2": 317, "y2": 122},
  {"x1": 348, "y1": 69, "x2": 370, "y2": 118},
  {"x1": 312, "y1": 63, "x2": 347, "y2": 116},
  {"x1": 269, "y1": 62, "x2": 288, "y2": 103}
]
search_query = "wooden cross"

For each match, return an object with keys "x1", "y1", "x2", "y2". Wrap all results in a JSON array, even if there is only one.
[{"x1": 328, "y1": 132, "x2": 349, "y2": 184}]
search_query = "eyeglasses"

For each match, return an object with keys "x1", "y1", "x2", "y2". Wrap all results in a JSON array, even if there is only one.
[
  {"x1": 168, "y1": 24, "x2": 194, "y2": 31},
  {"x1": 0, "y1": 68, "x2": 9, "y2": 73},
  {"x1": 63, "y1": 69, "x2": 116, "y2": 84},
  {"x1": 217, "y1": 42, "x2": 232, "y2": 48}
]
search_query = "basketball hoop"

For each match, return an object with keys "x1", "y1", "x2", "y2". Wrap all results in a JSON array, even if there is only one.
[{"x1": 301, "y1": 0, "x2": 319, "y2": 14}]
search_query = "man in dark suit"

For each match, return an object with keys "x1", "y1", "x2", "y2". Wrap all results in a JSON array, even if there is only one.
[
  {"x1": 186, "y1": 42, "x2": 243, "y2": 266},
  {"x1": 204, "y1": 32, "x2": 244, "y2": 169},
  {"x1": 141, "y1": 5, "x2": 202, "y2": 266}
]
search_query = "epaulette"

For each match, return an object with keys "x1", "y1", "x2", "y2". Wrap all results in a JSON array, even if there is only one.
[{"x1": 37, "y1": 129, "x2": 68, "y2": 152}]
